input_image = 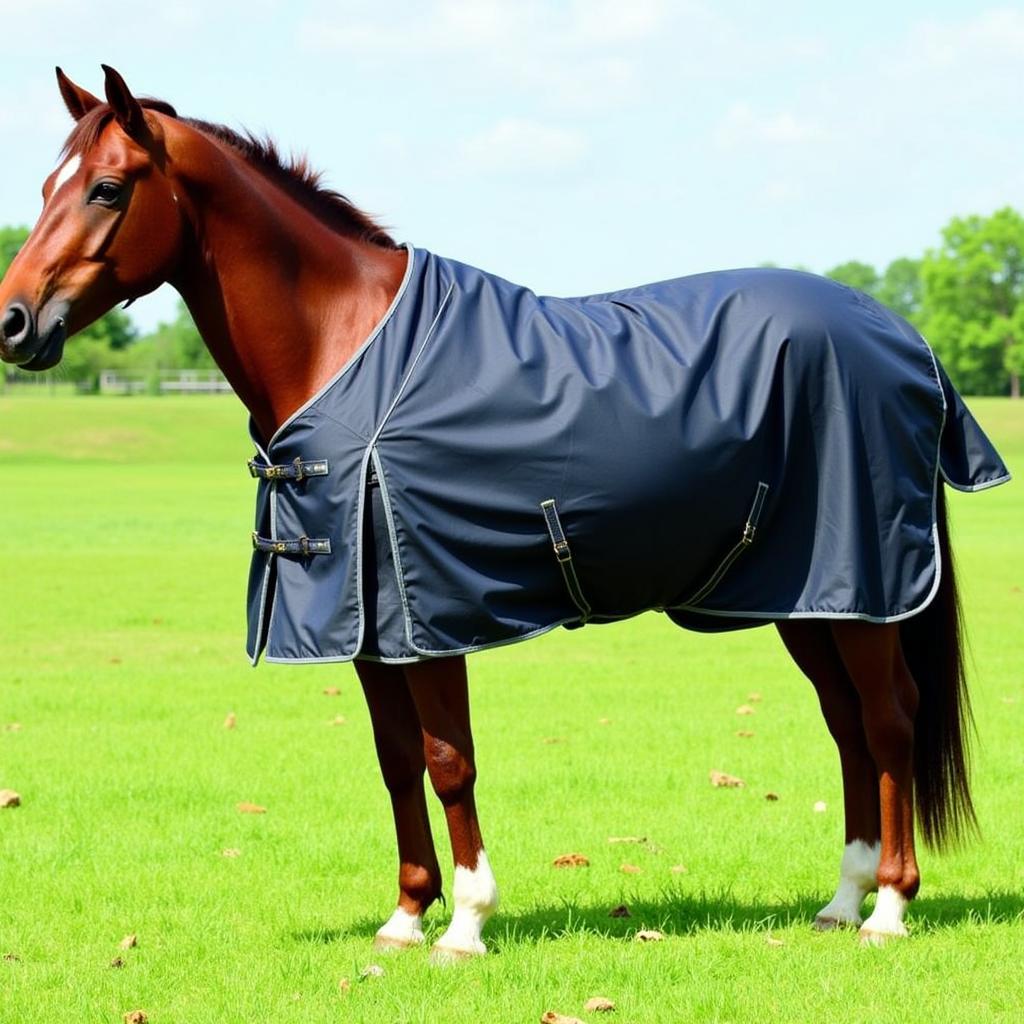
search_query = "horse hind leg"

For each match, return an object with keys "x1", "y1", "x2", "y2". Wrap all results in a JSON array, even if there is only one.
[
  {"x1": 831, "y1": 620, "x2": 920, "y2": 943},
  {"x1": 405, "y1": 655, "x2": 499, "y2": 961},
  {"x1": 355, "y1": 660, "x2": 443, "y2": 950},
  {"x1": 776, "y1": 621, "x2": 880, "y2": 930}
]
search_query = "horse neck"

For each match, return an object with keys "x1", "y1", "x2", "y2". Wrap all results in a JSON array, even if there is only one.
[{"x1": 169, "y1": 155, "x2": 407, "y2": 443}]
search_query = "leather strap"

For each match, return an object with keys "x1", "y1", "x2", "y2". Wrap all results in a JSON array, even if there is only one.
[
  {"x1": 247, "y1": 457, "x2": 329, "y2": 481},
  {"x1": 251, "y1": 533, "x2": 332, "y2": 556},
  {"x1": 540, "y1": 498, "x2": 592, "y2": 622}
]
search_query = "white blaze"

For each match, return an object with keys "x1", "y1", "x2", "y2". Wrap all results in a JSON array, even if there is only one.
[{"x1": 51, "y1": 154, "x2": 81, "y2": 197}]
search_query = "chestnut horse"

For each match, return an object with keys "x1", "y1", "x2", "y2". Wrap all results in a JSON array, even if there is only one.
[{"x1": 0, "y1": 67, "x2": 999, "y2": 955}]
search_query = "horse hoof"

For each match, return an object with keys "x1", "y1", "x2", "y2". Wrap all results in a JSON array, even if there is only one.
[
  {"x1": 429, "y1": 942, "x2": 484, "y2": 965},
  {"x1": 814, "y1": 914, "x2": 860, "y2": 932},
  {"x1": 858, "y1": 925, "x2": 908, "y2": 946},
  {"x1": 373, "y1": 933, "x2": 423, "y2": 952}
]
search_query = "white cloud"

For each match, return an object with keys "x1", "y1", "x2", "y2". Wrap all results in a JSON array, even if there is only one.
[
  {"x1": 295, "y1": 0, "x2": 689, "y2": 113},
  {"x1": 456, "y1": 118, "x2": 588, "y2": 174},
  {"x1": 435, "y1": 0, "x2": 534, "y2": 46},
  {"x1": 297, "y1": 0, "x2": 679, "y2": 53},
  {"x1": 763, "y1": 179, "x2": 803, "y2": 204},
  {"x1": 910, "y1": 6, "x2": 1024, "y2": 66},
  {"x1": 715, "y1": 102, "x2": 830, "y2": 149},
  {"x1": 297, "y1": 0, "x2": 542, "y2": 55},
  {"x1": 568, "y1": 0, "x2": 676, "y2": 42}
]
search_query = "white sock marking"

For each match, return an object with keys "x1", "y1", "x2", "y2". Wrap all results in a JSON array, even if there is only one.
[
  {"x1": 375, "y1": 907, "x2": 424, "y2": 947},
  {"x1": 433, "y1": 849, "x2": 499, "y2": 956},
  {"x1": 861, "y1": 885, "x2": 909, "y2": 938},
  {"x1": 816, "y1": 839, "x2": 880, "y2": 927},
  {"x1": 51, "y1": 154, "x2": 81, "y2": 196}
]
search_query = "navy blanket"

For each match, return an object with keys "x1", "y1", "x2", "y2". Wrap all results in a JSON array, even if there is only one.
[{"x1": 246, "y1": 247, "x2": 1009, "y2": 664}]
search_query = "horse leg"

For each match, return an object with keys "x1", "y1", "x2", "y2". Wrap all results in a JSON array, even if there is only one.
[
  {"x1": 776, "y1": 621, "x2": 881, "y2": 929},
  {"x1": 355, "y1": 659, "x2": 443, "y2": 950},
  {"x1": 831, "y1": 621, "x2": 920, "y2": 943},
  {"x1": 404, "y1": 654, "x2": 498, "y2": 960}
]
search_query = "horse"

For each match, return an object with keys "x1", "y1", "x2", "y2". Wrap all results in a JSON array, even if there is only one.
[{"x1": 0, "y1": 66, "x2": 1010, "y2": 958}]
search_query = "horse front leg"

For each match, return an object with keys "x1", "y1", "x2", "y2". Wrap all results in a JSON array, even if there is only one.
[
  {"x1": 405, "y1": 654, "x2": 498, "y2": 960},
  {"x1": 832, "y1": 621, "x2": 920, "y2": 944},
  {"x1": 355, "y1": 659, "x2": 443, "y2": 950}
]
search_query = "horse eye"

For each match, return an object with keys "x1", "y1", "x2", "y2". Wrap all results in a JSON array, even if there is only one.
[{"x1": 88, "y1": 181, "x2": 123, "y2": 206}]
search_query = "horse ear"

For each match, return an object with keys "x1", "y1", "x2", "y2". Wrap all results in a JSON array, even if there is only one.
[
  {"x1": 55, "y1": 68, "x2": 101, "y2": 121},
  {"x1": 101, "y1": 64, "x2": 149, "y2": 142}
]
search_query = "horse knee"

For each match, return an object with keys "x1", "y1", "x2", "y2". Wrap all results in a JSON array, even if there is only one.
[
  {"x1": 379, "y1": 750, "x2": 426, "y2": 798},
  {"x1": 424, "y1": 736, "x2": 476, "y2": 805}
]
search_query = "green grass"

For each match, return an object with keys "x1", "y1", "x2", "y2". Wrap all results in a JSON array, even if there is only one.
[{"x1": 1, "y1": 394, "x2": 1022, "y2": 1023}]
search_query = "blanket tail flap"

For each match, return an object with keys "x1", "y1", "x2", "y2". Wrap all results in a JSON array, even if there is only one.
[{"x1": 937, "y1": 365, "x2": 1011, "y2": 491}]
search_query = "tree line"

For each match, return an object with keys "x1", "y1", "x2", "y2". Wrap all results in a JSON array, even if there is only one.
[
  {"x1": 2, "y1": 207, "x2": 1023, "y2": 397},
  {"x1": 818, "y1": 207, "x2": 1023, "y2": 398}
]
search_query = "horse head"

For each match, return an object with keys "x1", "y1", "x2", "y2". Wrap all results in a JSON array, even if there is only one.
[{"x1": 0, "y1": 66, "x2": 183, "y2": 370}]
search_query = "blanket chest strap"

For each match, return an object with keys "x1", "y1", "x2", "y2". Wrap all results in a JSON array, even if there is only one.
[
  {"x1": 248, "y1": 456, "x2": 329, "y2": 481},
  {"x1": 252, "y1": 532, "x2": 332, "y2": 556}
]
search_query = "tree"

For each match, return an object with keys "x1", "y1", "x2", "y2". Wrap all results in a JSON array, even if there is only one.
[
  {"x1": 920, "y1": 207, "x2": 1024, "y2": 397},
  {"x1": 126, "y1": 300, "x2": 213, "y2": 373},
  {"x1": 0, "y1": 225, "x2": 30, "y2": 271},
  {"x1": 876, "y1": 257, "x2": 923, "y2": 321},
  {"x1": 825, "y1": 260, "x2": 879, "y2": 296}
]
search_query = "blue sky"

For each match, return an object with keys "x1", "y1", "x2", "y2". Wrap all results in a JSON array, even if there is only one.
[{"x1": 1, "y1": 1, "x2": 1021, "y2": 332}]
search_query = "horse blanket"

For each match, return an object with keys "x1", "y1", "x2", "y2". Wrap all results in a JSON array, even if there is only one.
[{"x1": 245, "y1": 246, "x2": 1009, "y2": 664}]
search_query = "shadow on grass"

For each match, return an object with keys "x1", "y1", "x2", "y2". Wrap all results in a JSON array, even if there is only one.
[{"x1": 290, "y1": 889, "x2": 1024, "y2": 948}]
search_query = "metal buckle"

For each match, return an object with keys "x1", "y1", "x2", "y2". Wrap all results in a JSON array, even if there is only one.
[{"x1": 553, "y1": 539, "x2": 571, "y2": 563}]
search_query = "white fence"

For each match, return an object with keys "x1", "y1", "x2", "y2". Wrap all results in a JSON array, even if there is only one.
[{"x1": 98, "y1": 370, "x2": 233, "y2": 395}]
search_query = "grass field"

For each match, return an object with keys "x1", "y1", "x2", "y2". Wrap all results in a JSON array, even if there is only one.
[{"x1": 1, "y1": 394, "x2": 1022, "y2": 1023}]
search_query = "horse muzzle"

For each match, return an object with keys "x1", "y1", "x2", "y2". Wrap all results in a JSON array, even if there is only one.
[{"x1": 0, "y1": 299, "x2": 69, "y2": 370}]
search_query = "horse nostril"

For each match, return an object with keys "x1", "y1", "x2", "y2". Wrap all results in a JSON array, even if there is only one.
[{"x1": 2, "y1": 303, "x2": 30, "y2": 344}]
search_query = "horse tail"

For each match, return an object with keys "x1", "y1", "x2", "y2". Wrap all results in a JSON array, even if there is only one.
[{"x1": 899, "y1": 484, "x2": 978, "y2": 850}]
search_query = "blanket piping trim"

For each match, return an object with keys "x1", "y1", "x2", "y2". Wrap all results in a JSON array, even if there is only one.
[{"x1": 265, "y1": 244, "x2": 416, "y2": 450}]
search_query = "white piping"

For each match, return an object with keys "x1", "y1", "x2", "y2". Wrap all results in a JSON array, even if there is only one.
[
  {"x1": 671, "y1": 528, "x2": 944, "y2": 624},
  {"x1": 247, "y1": 433, "x2": 276, "y2": 666},
  {"x1": 941, "y1": 469, "x2": 1012, "y2": 492},
  {"x1": 261, "y1": 618, "x2": 581, "y2": 665},
  {"x1": 367, "y1": 281, "x2": 455, "y2": 449},
  {"x1": 362, "y1": 283, "x2": 455, "y2": 655},
  {"x1": 350, "y1": 444, "x2": 377, "y2": 661},
  {"x1": 368, "y1": 446, "x2": 415, "y2": 657},
  {"x1": 266, "y1": 244, "x2": 416, "y2": 449},
  {"x1": 264, "y1": 477, "x2": 281, "y2": 647}
]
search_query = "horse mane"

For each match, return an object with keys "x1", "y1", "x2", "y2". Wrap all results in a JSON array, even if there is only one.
[{"x1": 62, "y1": 99, "x2": 399, "y2": 249}]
